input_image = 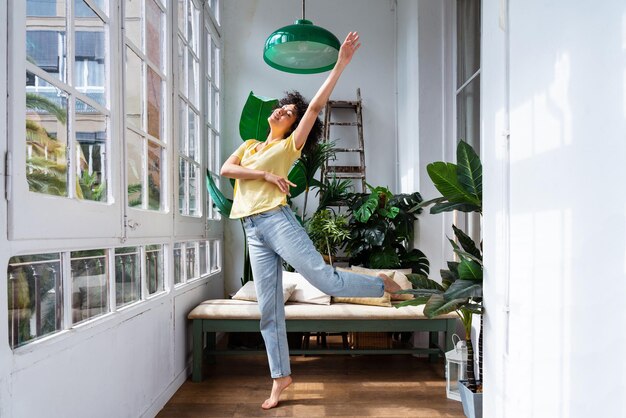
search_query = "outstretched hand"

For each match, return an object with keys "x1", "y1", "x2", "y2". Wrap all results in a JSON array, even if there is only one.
[{"x1": 337, "y1": 31, "x2": 361, "y2": 68}]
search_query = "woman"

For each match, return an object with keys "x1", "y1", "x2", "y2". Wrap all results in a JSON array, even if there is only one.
[{"x1": 221, "y1": 32, "x2": 401, "y2": 409}]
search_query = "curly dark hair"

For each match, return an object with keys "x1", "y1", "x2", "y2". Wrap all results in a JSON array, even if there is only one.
[{"x1": 276, "y1": 90, "x2": 323, "y2": 157}]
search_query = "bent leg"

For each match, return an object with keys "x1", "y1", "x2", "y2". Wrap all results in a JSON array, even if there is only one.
[{"x1": 264, "y1": 207, "x2": 385, "y2": 298}]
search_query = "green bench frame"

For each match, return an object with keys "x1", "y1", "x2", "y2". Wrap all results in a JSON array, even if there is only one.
[{"x1": 191, "y1": 317, "x2": 457, "y2": 382}]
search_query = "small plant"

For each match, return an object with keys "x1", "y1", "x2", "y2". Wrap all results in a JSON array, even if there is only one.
[{"x1": 306, "y1": 209, "x2": 350, "y2": 264}]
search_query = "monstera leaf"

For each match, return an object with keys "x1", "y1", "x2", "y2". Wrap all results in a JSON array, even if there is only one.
[
  {"x1": 239, "y1": 91, "x2": 278, "y2": 142},
  {"x1": 205, "y1": 169, "x2": 232, "y2": 217}
]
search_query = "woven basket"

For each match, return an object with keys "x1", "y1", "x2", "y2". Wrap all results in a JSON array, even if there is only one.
[{"x1": 349, "y1": 332, "x2": 392, "y2": 349}]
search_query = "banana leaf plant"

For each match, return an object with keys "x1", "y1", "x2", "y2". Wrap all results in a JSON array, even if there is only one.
[
  {"x1": 411, "y1": 140, "x2": 482, "y2": 215},
  {"x1": 397, "y1": 225, "x2": 483, "y2": 391},
  {"x1": 403, "y1": 140, "x2": 484, "y2": 393}
]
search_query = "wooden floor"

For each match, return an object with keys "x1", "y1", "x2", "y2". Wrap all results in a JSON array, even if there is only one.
[{"x1": 158, "y1": 338, "x2": 465, "y2": 418}]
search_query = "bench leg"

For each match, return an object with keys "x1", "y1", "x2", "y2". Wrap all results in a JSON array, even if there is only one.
[
  {"x1": 192, "y1": 320, "x2": 204, "y2": 382},
  {"x1": 206, "y1": 332, "x2": 216, "y2": 364},
  {"x1": 445, "y1": 318, "x2": 456, "y2": 352},
  {"x1": 429, "y1": 332, "x2": 439, "y2": 362}
]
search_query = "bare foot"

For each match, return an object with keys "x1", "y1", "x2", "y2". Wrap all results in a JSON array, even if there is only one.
[
  {"x1": 378, "y1": 272, "x2": 402, "y2": 294},
  {"x1": 261, "y1": 375, "x2": 293, "y2": 410}
]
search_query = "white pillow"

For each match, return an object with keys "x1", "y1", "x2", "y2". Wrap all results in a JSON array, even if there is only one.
[
  {"x1": 282, "y1": 271, "x2": 331, "y2": 305},
  {"x1": 348, "y1": 266, "x2": 414, "y2": 301},
  {"x1": 231, "y1": 280, "x2": 296, "y2": 304}
]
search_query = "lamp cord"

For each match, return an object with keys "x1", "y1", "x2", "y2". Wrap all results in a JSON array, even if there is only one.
[{"x1": 302, "y1": 0, "x2": 306, "y2": 20}]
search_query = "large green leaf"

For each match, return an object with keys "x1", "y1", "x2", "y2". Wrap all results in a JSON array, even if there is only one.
[
  {"x1": 444, "y1": 279, "x2": 482, "y2": 300},
  {"x1": 353, "y1": 192, "x2": 379, "y2": 223},
  {"x1": 400, "y1": 249, "x2": 430, "y2": 276},
  {"x1": 205, "y1": 169, "x2": 232, "y2": 217},
  {"x1": 430, "y1": 201, "x2": 481, "y2": 214},
  {"x1": 458, "y1": 259, "x2": 483, "y2": 281},
  {"x1": 452, "y1": 225, "x2": 482, "y2": 260},
  {"x1": 406, "y1": 273, "x2": 445, "y2": 291},
  {"x1": 394, "y1": 295, "x2": 431, "y2": 308},
  {"x1": 423, "y1": 294, "x2": 466, "y2": 318},
  {"x1": 239, "y1": 91, "x2": 278, "y2": 141},
  {"x1": 369, "y1": 248, "x2": 400, "y2": 269},
  {"x1": 287, "y1": 160, "x2": 306, "y2": 198},
  {"x1": 426, "y1": 162, "x2": 480, "y2": 206},
  {"x1": 456, "y1": 140, "x2": 482, "y2": 203}
]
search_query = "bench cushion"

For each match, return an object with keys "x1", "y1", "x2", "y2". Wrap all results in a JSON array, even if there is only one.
[{"x1": 188, "y1": 299, "x2": 457, "y2": 320}]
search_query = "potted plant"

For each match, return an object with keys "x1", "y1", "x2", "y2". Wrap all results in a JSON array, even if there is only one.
[
  {"x1": 344, "y1": 184, "x2": 429, "y2": 276},
  {"x1": 400, "y1": 140, "x2": 483, "y2": 417},
  {"x1": 305, "y1": 209, "x2": 350, "y2": 265}
]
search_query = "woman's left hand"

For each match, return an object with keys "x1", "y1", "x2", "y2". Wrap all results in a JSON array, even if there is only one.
[{"x1": 337, "y1": 31, "x2": 361, "y2": 68}]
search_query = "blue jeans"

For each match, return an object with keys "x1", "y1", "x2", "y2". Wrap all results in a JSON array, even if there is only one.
[{"x1": 242, "y1": 205, "x2": 385, "y2": 378}]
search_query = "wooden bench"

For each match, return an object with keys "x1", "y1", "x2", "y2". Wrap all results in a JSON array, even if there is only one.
[{"x1": 188, "y1": 299, "x2": 458, "y2": 382}]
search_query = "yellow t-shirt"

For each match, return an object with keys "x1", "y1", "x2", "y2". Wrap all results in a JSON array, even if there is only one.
[{"x1": 229, "y1": 133, "x2": 301, "y2": 219}]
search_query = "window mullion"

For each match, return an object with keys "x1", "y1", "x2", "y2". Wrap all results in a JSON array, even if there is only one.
[
  {"x1": 61, "y1": 251, "x2": 72, "y2": 329},
  {"x1": 108, "y1": 248, "x2": 117, "y2": 312}
]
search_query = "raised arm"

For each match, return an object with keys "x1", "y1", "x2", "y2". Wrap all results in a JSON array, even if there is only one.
[{"x1": 293, "y1": 31, "x2": 361, "y2": 150}]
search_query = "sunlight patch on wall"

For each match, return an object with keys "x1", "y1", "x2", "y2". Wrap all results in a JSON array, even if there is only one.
[{"x1": 510, "y1": 53, "x2": 572, "y2": 163}]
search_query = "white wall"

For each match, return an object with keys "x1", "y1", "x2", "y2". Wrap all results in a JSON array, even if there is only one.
[
  {"x1": 484, "y1": 0, "x2": 626, "y2": 416},
  {"x1": 221, "y1": 0, "x2": 397, "y2": 294},
  {"x1": 397, "y1": 0, "x2": 454, "y2": 283}
]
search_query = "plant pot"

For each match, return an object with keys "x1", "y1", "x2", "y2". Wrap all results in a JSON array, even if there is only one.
[{"x1": 459, "y1": 380, "x2": 482, "y2": 418}]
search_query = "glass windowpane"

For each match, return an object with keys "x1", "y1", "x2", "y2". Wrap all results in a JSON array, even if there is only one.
[
  {"x1": 125, "y1": 47, "x2": 143, "y2": 130},
  {"x1": 26, "y1": 1, "x2": 67, "y2": 83},
  {"x1": 189, "y1": 163, "x2": 198, "y2": 216},
  {"x1": 146, "y1": 245, "x2": 164, "y2": 294},
  {"x1": 115, "y1": 247, "x2": 140, "y2": 307},
  {"x1": 199, "y1": 241, "x2": 208, "y2": 275},
  {"x1": 26, "y1": 76, "x2": 69, "y2": 197},
  {"x1": 456, "y1": 76, "x2": 481, "y2": 149},
  {"x1": 211, "y1": 240, "x2": 219, "y2": 272},
  {"x1": 146, "y1": 67, "x2": 162, "y2": 140},
  {"x1": 186, "y1": 242, "x2": 197, "y2": 280},
  {"x1": 146, "y1": 0, "x2": 163, "y2": 69},
  {"x1": 178, "y1": 37, "x2": 186, "y2": 96},
  {"x1": 173, "y1": 243, "x2": 183, "y2": 284},
  {"x1": 178, "y1": 100, "x2": 187, "y2": 154},
  {"x1": 147, "y1": 141, "x2": 162, "y2": 210},
  {"x1": 126, "y1": 129, "x2": 143, "y2": 207},
  {"x1": 178, "y1": 158, "x2": 187, "y2": 215},
  {"x1": 188, "y1": 53, "x2": 198, "y2": 108},
  {"x1": 8, "y1": 253, "x2": 63, "y2": 348},
  {"x1": 125, "y1": 0, "x2": 142, "y2": 49},
  {"x1": 76, "y1": 99, "x2": 107, "y2": 202},
  {"x1": 71, "y1": 249, "x2": 108, "y2": 324},
  {"x1": 188, "y1": 109, "x2": 198, "y2": 160},
  {"x1": 456, "y1": 0, "x2": 481, "y2": 87}
]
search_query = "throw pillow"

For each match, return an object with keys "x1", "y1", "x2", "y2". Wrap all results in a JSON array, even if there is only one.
[
  {"x1": 282, "y1": 271, "x2": 331, "y2": 305},
  {"x1": 333, "y1": 267, "x2": 392, "y2": 307},
  {"x1": 349, "y1": 266, "x2": 414, "y2": 301},
  {"x1": 231, "y1": 280, "x2": 297, "y2": 304}
]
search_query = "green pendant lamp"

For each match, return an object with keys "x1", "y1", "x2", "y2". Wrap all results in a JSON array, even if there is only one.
[{"x1": 263, "y1": 0, "x2": 340, "y2": 74}]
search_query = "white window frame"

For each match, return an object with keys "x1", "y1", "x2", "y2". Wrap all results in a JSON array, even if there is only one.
[
  {"x1": 174, "y1": 0, "x2": 205, "y2": 236},
  {"x1": 452, "y1": 0, "x2": 482, "y2": 241},
  {"x1": 8, "y1": 0, "x2": 123, "y2": 240},
  {"x1": 123, "y1": 0, "x2": 173, "y2": 239}
]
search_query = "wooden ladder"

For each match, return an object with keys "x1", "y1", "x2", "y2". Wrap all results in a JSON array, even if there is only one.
[{"x1": 321, "y1": 88, "x2": 366, "y2": 192}]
